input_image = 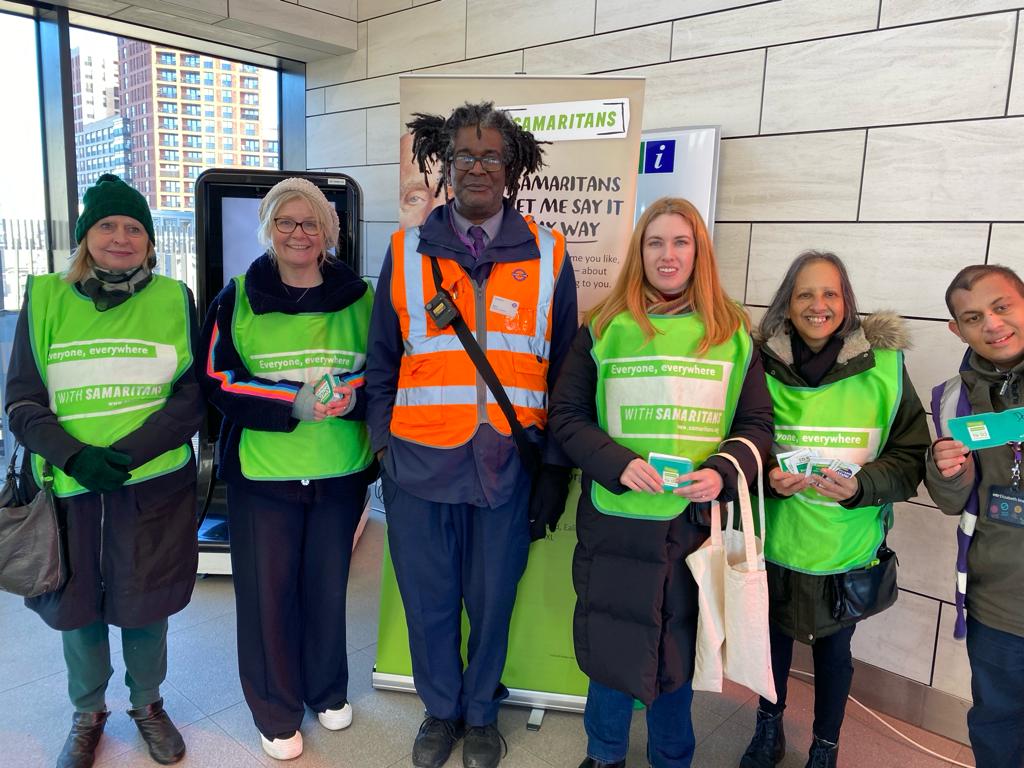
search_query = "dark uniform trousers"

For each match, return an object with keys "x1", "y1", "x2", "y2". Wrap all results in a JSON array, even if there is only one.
[
  {"x1": 381, "y1": 469, "x2": 531, "y2": 727},
  {"x1": 227, "y1": 474, "x2": 365, "y2": 739}
]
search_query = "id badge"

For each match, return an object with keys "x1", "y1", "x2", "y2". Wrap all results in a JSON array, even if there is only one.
[{"x1": 986, "y1": 485, "x2": 1024, "y2": 528}]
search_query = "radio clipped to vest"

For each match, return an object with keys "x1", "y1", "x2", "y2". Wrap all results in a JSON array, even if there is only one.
[
  {"x1": 425, "y1": 288, "x2": 459, "y2": 330},
  {"x1": 426, "y1": 256, "x2": 541, "y2": 476}
]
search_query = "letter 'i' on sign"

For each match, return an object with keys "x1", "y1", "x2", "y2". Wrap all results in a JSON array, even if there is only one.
[{"x1": 638, "y1": 139, "x2": 676, "y2": 174}]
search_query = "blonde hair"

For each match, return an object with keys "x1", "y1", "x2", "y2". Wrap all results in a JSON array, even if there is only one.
[
  {"x1": 587, "y1": 197, "x2": 747, "y2": 354},
  {"x1": 64, "y1": 240, "x2": 157, "y2": 284},
  {"x1": 257, "y1": 179, "x2": 340, "y2": 264}
]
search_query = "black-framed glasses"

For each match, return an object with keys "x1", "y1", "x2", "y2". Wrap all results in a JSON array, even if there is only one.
[
  {"x1": 274, "y1": 218, "x2": 321, "y2": 235},
  {"x1": 452, "y1": 153, "x2": 504, "y2": 172}
]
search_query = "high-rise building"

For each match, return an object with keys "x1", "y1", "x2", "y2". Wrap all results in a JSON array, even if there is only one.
[
  {"x1": 118, "y1": 38, "x2": 279, "y2": 212},
  {"x1": 75, "y1": 114, "x2": 130, "y2": 202},
  {"x1": 71, "y1": 42, "x2": 120, "y2": 134}
]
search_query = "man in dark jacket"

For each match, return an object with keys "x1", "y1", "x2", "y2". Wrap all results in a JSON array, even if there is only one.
[
  {"x1": 927, "y1": 265, "x2": 1024, "y2": 768},
  {"x1": 366, "y1": 102, "x2": 577, "y2": 768}
]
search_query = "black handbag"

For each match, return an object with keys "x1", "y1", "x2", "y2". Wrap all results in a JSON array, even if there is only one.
[
  {"x1": 830, "y1": 542, "x2": 898, "y2": 623},
  {"x1": 0, "y1": 443, "x2": 66, "y2": 598}
]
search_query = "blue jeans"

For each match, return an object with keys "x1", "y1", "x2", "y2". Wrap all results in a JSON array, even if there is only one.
[
  {"x1": 583, "y1": 679, "x2": 695, "y2": 768},
  {"x1": 966, "y1": 616, "x2": 1024, "y2": 768}
]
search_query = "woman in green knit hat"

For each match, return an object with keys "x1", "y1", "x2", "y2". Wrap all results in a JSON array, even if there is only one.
[{"x1": 5, "y1": 174, "x2": 204, "y2": 768}]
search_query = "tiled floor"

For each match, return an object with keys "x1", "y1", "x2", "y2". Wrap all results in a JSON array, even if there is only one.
[{"x1": 0, "y1": 509, "x2": 976, "y2": 768}]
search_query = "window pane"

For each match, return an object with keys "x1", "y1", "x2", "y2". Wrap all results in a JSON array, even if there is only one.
[
  {"x1": 69, "y1": 28, "x2": 281, "y2": 293},
  {"x1": 0, "y1": 12, "x2": 48, "y2": 461}
]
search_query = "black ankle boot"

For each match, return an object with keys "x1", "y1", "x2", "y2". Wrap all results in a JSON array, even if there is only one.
[
  {"x1": 57, "y1": 710, "x2": 109, "y2": 768},
  {"x1": 577, "y1": 758, "x2": 626, "y2": 768},
  {"x1": 740, "y1": 709, "x2": 786, "y2": 768},
  {"x1": 804, "y1": 736, "x2": 839, "y2": 768},
  {"x1": 127, "y1": 699, "x2": 185, "y2": 765}
]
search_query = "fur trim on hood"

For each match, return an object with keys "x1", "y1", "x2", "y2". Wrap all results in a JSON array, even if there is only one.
[{"x1": 760, "y1": 310, "x2": 912, "y2": 367}]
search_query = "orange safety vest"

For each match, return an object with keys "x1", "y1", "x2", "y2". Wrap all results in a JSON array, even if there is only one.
[{"x1": 389, "y1": 217, "x2": 566, "y2": 448}]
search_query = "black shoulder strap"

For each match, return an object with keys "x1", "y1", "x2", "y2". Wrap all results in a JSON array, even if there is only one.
[{"x1": 428, "y1": 256, "x2": 541, "y2": 476}]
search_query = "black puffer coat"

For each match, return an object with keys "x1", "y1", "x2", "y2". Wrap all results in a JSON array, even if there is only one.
[
  {"x1": 6, "y1": 278, "x2": 204, "y2": 630},
  {"x1": 549, "y1": 321, "x2": 773, "y2": 704}
]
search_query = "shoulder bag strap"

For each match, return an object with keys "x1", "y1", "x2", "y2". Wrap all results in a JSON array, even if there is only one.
[{"x1": 428, "y1": 256, "x2": 541, "y2": 475}]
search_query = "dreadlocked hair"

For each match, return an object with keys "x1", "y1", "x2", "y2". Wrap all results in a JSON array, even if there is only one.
[{"x1": 405, "y1": 101, "x2": 547, "y2": 204}]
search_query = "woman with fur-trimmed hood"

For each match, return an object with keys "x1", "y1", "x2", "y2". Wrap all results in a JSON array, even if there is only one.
[{"x1": 739, "y1": 251, "x2": 929, "y2": 768}]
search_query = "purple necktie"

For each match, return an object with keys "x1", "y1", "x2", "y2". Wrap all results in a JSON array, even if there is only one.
[{"x1": 468, "y1": 225, "x2": 487, "y2": 260}]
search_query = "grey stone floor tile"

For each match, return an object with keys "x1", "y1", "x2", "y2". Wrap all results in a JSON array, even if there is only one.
[
  {"x1": 0, "y1": 639, "x2": 207, "y2": 768},
  {"x1": 164, "y1": 611, "x2": 245, "y2": 717},
  {"x1": 0, "y1": 606, "x2": 68, "y2": 693},
  {"x1": 94, "y1": 717, "x2": 264, "y2": 768},
  {"x1": 491, "y1": 705, "x2": 580, "y2": 766},
  {"x1": 0, "y1": 670, "x2": 82, "y2": 768},
  {"x1": 955, "y1": 744, "x2": 976, "y2": 766},
  {"x1": 169, "y1": 575, "x2": 237, "y2": 635},
  {"x1": 693, "y1": 679, "x2": 757, "y2": 721},
  {"x1": 839, "y1": 697, "x2": 970, "y2": 767},
  {"x1": 0, "y1": 588, "x2": 25, "y2": 616},
  {"x1": 210, "y1": 647, "x2": 425, "y2": 768}
]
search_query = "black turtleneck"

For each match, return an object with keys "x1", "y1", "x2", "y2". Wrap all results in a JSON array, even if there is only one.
[{"x1": 790, "y1": 330, "x2": 844, "y2": 387}]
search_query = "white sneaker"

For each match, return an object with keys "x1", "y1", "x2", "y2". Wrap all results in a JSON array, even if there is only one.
[
  {"x1": 317, "y1": 702, "x2": 353, "y2": 730},
  {"x1": 260, "y1": 730, "x2": 303, "y2": 760}
]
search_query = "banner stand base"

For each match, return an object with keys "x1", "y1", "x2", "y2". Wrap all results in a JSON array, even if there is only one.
[
  {"x1": 371, "y1": 671, "x2": 587, "y2": 722},
  {"x1": 526, "y1": 708, "x2": 545, "y2": 731}
]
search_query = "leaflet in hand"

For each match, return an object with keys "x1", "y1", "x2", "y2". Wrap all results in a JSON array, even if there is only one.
[
  {"x1": 314, "y1": 371, "x2": 365, "y2": 405},
  {"x1": 648, "y1": 452, "x2": 693, "y2": 492},
  {"x1": 776, "y1": 448, "x2": 861, "y2": 479}
]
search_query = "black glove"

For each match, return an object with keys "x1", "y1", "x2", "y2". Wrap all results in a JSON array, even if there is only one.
[
  {"x1": 528, "y1": 464, "x2": 572, "y2": 542},
  {"x1": 64, "y1": 446, "x2": 132, "y2": 493}
]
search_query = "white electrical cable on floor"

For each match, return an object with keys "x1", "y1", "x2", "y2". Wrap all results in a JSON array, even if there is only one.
[{"x1": 789, "y1": 669, "x2": 974, "y2": 768}]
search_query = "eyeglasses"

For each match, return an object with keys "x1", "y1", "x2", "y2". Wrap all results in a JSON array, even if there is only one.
[
  {"x1": 274, "y1": 218, "x2": 321, "y2": 235},
  {"x1": 452, "y1": 153, "x2": 504, "y2": 172}
]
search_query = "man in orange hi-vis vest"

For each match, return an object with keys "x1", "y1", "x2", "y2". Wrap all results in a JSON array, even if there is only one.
[{"x1": 366, "y1": 102, "x2": 578, "y2": 768}]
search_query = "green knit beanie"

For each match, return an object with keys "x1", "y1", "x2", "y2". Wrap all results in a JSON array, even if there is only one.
[{"x1": 75, "y1": 174, "x2": 155, "y2": 244}]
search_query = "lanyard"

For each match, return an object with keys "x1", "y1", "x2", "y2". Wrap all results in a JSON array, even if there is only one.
[{"x1": 1011, "y1": 441, "x2": 1022, "y2": 490}]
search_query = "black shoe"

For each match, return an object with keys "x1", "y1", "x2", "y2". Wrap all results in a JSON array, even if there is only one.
[
  {"x1": 804, "y1": 736, "x2": 838, "y2": 768},
  {"x1": 578, "y1": 758, "x2": 626, "y2": 768},
  {"x1": 127, "y1": 699, "x2": 185, "y2": 765},
  {"x1": 57, "y1": 711, "x2": 110, "y2": 768},
  {"x1": 740, "y1": 708, "x2": 786, "y2": 768},
  {"x1": 462, "y1": 723, "x2": 507, "y2": 768},
  {"x1": 412, "y1": 715, "x2": 465, "y2": 768}
]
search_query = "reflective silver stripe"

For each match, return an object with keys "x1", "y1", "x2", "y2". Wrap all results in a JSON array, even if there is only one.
[
  {"x1": 396, "y1": 384, "x2": 546, "y2": 410},
  {"x1": 408, "y1": 332, "x2": 540, "y2": 356},
  {"x1": 488, "y1": 386, "x2": 546, "y2": 410},
  {"x1": 396, "y1": 385, "x2": 478, "y2": 407},
  {"x1": 403, "y1": 228, "x2": 427, "y2": 345},
  {"x1": 534, "y1": 226, "x2": 556, "y2": 355}
]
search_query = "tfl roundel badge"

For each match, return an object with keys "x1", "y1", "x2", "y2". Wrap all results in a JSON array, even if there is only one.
[{"x1": 512, "y1": 268, "x2": 528, "y2": 281}]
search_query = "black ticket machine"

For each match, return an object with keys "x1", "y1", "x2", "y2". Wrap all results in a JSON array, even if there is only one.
[{"x1": 194, "y1": 169, "x2": 362, "y2": 575}]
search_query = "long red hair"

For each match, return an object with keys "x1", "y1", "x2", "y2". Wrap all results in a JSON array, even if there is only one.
[{"x1": 587, "y1": 197, "x2": 747, "y2": 354}]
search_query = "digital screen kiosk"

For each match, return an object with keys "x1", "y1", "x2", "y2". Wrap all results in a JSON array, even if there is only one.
[{"x1": 194, "y1": 169, "x2": 363, "y2": 574}]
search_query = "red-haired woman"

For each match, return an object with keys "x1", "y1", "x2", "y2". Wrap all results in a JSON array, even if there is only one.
[{"x1": 549, "y1": 197, "x2": 773, "y2": 768}]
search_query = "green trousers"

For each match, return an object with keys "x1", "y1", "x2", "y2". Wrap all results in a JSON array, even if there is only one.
[{"x1": 61, "y1": 619, "x2": 168, "y2": 712}]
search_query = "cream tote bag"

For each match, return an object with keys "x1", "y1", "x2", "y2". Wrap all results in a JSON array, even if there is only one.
[{"x1": 685, "y1": 437, "x2": 776, "y2": 703}]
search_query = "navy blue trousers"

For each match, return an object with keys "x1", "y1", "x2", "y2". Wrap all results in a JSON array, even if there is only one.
[
  {"x1": 759, "y1": 623, "x2": 856, "y2": 744},
  {"x1": 227, "y1": 477, "x2": 364, "y2": 739},
  {"x1": 382, "y1": 469, "x2": 530, "y2": 726},
  {"x1": 967, "y1": 616, "x2": 1024, "y2": 768}
]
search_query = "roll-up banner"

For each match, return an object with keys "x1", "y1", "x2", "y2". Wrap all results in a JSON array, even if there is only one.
[{"x1": 375, "y1": 75, "x2": 645, "y2": 710}]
